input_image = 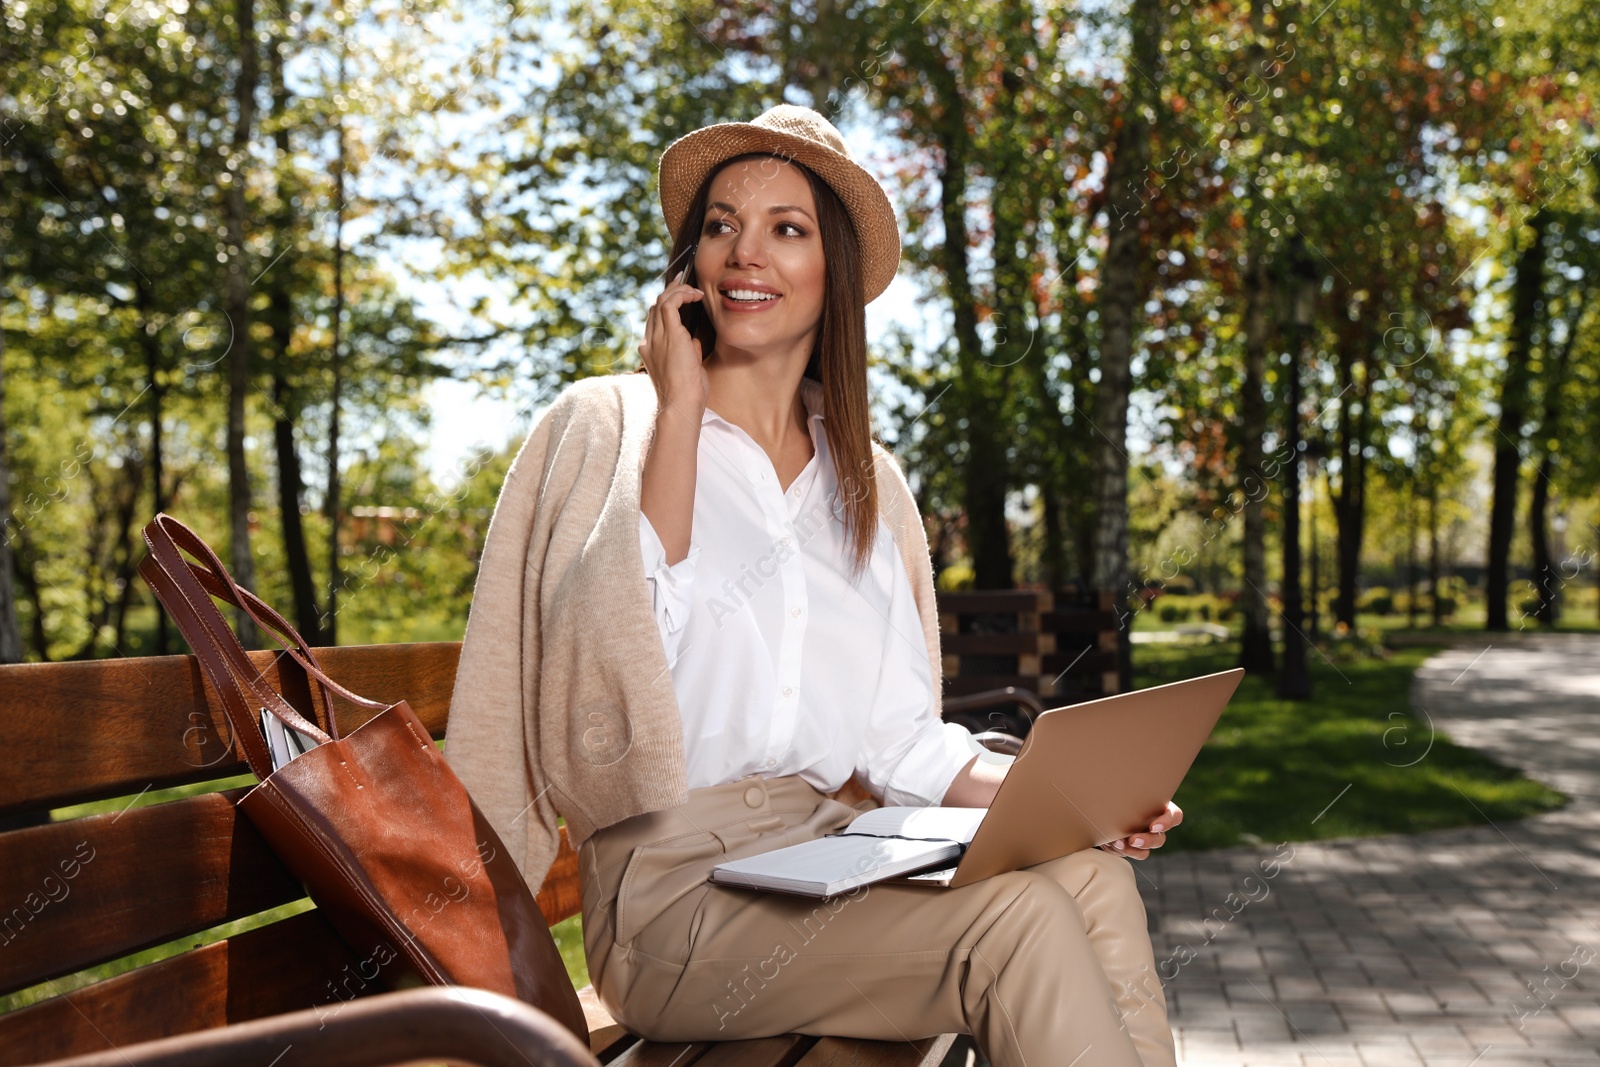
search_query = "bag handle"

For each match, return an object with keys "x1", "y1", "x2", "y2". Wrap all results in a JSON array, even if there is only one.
[
  {"x1": 139, "y1": 514, "x2": 390, "y2": 778},
  {"x1": 138, "y1": 540, "x2": 296, "y2": 779},
  {"x1": 142, "y1": 516, "x2": 335, "y2": 737},
  {"x1": 145, "y1": 514, "x2": 392, "y2": 713}
]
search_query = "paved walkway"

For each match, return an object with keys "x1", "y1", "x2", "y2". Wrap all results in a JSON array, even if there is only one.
[{"x1": 1139, "y1": 633, "x2": 1600, "y2": 1067}]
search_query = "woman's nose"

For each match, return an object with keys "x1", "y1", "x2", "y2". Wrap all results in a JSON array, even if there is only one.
[{"x1": 728, "y1": 228, "x2": 768, "y2": 268}]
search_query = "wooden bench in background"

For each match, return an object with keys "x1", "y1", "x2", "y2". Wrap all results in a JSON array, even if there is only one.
[
  {"x1": 0, "y1": 642, "x2": 958, "y2": 1067},
  {"x1": 937, "y1": 589, "x2": 1121, "y2": 720}
]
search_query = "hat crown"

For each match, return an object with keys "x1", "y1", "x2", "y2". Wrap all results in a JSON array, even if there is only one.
[{"x1": 750, "y1": 104, "x2": 851, "y2": 159}]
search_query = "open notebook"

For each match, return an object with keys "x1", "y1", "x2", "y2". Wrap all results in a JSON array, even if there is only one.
[{"x1": 708, "y1": 806, "x2": 987, "y2": 898}]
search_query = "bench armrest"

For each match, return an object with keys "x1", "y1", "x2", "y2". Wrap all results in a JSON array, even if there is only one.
[
  {"x1": 30, "y1": 987, "x2": 601, "y2": 1067},
  {"x1": 941, "y1": 687, "x2": 1045, "y2": 724}
]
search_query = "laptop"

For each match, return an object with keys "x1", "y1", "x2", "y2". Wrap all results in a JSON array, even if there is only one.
[{"x1": 891, "y1": 667, "x2": 1244, "y2": 889}]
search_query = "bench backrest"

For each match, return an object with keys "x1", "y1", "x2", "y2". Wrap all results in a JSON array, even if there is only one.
[{"x1": 0, "y1": 642, "x2": 581, "y2": 1065}]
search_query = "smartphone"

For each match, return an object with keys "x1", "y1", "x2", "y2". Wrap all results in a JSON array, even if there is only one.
[{"x1": 678, "y1": 264, "x2": 709, "y2": 348}]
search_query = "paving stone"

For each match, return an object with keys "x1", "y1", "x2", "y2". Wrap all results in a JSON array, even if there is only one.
[{"x1": 1147, "y1": 637, "x2": 1600, "y2": 1065}]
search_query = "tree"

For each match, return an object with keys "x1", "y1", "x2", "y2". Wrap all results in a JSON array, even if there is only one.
[
  {"x1": 1486, "y1": 212, "x2": 1546, "y2": 630},
  {"x1": 1091, "y1": 0, "x2": 1167, "y2": 689},
  {"x1": 0, "y1": 282, "x2": 22, "y2": 663},
  {"x1": 222, "y1": 0, "x2": 263, "y2": 647}
]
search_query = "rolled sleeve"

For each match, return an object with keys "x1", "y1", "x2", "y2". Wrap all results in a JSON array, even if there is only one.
[
  {"x1": 639, "y1": 512, "x2": 701, "y2": 666},
  {"x1": 881, "y1": 718, "x2": 981, "y2": 808}
]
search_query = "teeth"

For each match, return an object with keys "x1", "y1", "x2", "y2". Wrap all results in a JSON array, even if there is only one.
[{"x1": 725, "y1": 289, "x2": 779, "y2": 302}]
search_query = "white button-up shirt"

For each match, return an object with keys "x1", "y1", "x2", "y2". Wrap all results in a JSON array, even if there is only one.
[{"x1": 638, "y1": 379, "x2": 976, "y2": 807}]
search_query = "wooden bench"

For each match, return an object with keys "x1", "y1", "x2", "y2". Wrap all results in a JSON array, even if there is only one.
[
  {"x1": 936, "y1": 589, "x2": 1120, "y2": 744},
  {"x1": 0, "y1": 642, "x2": 962, "y2": 1067}
]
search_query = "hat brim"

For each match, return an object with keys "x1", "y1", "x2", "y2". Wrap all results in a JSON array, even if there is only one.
[{"x1": 658, "y1": 121, "x2": 901, "y2": 305}]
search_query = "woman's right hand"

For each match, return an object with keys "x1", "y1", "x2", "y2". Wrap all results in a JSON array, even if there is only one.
[{"x1": 640, "y1": 267, "x2": 710, "y2": 416}]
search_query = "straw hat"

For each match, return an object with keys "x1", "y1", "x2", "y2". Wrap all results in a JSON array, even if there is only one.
[{"x1": 657, "y1": 104, "x2": 902, "y2": 304}]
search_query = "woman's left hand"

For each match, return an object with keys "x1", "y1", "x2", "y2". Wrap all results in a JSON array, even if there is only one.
[{"x1": 1098, "y1": 801, "x2": 1183, "y2": 860}]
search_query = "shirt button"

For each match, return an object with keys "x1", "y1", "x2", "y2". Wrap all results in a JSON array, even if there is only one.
[
  {"x1": 782, "y1": 686, "x2": 794, "y2": 697},
  {"x1": 791, "y1": 607, "x2": 803, "y2": 617},
  {"x1": 779, "y1": 536, "x2": 790, "y2": 546},
  {"x1": 766, "y1": 758, "x2": 777, "y2": 768}
]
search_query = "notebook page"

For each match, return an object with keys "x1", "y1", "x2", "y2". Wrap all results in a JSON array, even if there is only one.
[
  {"x1": 843, "y1": 806, "x2": 987, "y2": 845},
  {"x1": 713, "y1": 833, "x2": 961, "y2": 889}
]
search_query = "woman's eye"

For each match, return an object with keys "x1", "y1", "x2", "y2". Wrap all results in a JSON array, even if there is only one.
[{"x1": 704, "y1": 218, "x2": 807, "y2": 238}]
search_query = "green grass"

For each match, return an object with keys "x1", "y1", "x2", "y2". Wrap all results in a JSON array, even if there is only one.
[
  {"x1": 551, "y1": 914, "x2": 588, "y2": 989},
  {"x1": 1138, "y1": 641, "x2": 1569, "y2": 851}
]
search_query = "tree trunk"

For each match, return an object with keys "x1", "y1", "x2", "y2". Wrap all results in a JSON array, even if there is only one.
[
  {"x1": 325, "y1": 21, "x2": 349, "y2": 644},
  {"x1": 136, "y1": 281, "x2": 170, "y2": 654},
  {"x1": 1428, "y1": 479, "x2": 1444, "y2": 626},
  {"x1": 1091, "y1": 0, "x2": 1166, "y2": 690},
  {"x1": 0, "y1": 278, "x2": 25, "y2": 663},
  {"x1": 1527, "y1": 462, "x2": 1554, "y2": 627},
  {"x1": 223, "y1": 0, "x2": 261, "y2": 647},
  {"x1": 1037, "y1": 481, "x2": 1067, "y2": 589},
  {"x1": 1276, "y1": 248, "x2": 1314, "y2": 701},
  {"x1": 274, "y1": 377, "x2": 323, "y2": 640},
  {"x1": 11, "y1": 531, "x2": 49, "y2": 660},
  {"x1": 1486, "y1": 212, "x2": 1547, "y2": 631},
  {"x1": 266, "y1": 27, "x2": 324, "y2": 644},
  {"x1": 69, "y1": 470, "x2": 119, "y2": 661},
  {"x1": 932, "y1": 64, "x2": 1013, "y2": 590},
  {"x1": 1051, "y1": 209, "x2": 1099, "y2": 588},
  {"x1": 1526, "y1": 285, "x2": 1581, "y2": 629},
  {"x1": 1057, "y1": 257, "x2": 1098, "y2": 586},
  {"x1": 105, "y1": 468, "x2": 142, "y2": 656},
  {"x1": 1237, "y1": 243, "x2": 1274, "y2": 674},
  {"x1": 1331, "y1": 327, "x2": 1370, "y2": 631},
  {"x1": 1406, "y1": 484, "x2": 1418, "y2": 629}
]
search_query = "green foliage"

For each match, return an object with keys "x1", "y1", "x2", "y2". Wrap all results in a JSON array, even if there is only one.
[
  {"x1": 551, "y1": 914, "x2": 589, "y2": 990},
  {"x1": 6, "y1": 0, "x2": 1599, "y2": 660},
  {"x1": 1153, "y1": 593, "x2": 1232, "y2": 624},
  {"x1": 935, "y1": 561, "x2": 975, "y2": 593},
  {"x1": 1357, "y1": 587, "x2": 1395, "y2": 616}
]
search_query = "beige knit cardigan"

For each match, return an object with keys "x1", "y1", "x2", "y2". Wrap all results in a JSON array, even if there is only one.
[{"x1": 442, "y1": 371, "x2": 945, "y2": 895}]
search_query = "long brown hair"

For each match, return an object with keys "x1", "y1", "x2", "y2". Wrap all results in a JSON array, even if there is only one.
[{"x1": 660, "y1": 151, "x2": 880, "y2": 583}]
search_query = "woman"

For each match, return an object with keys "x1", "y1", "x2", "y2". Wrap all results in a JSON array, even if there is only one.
[{"x1": 444, "y1": 104, "x2": 1180, "y2": 1067}]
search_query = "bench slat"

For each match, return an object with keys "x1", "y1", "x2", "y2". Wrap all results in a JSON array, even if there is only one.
[
  {"x1": 608, "y1": 1040, "x2": 713, "y2": 1065},
  {"x1": 3, "y1": 642, "x2": 461, "y2": 818},
  {"x1": 795, "y1": 1035, "x2": 956, "y2": 1066},
  {"x1": 0, "y1": 787, "x2": 304, "y2": 997},
  {"x1": 541, "y1": 825, "x2": 584, "y2": 925},
  {"x1": 940, "y1": 633, "x2": 1044, "y2": 655},
  {"x1": 0, "y1": 791, "x2": 588, "y2": 997},
  {"x1": 694, "y1": 1036, "x2": 811, "y2": 1065},
  {"x1": 935, "y1": 591, "x2": 1045, "y2": 613},
  {"x1": 577, "y1": 984, "x2": 635, "y2": 1060},
  {"x1": 942, "y1": 675, "x2": 1042, "y2": 696},
  {"x1": 0, "y1": 909, "x2": 362, "y2": 1066}
]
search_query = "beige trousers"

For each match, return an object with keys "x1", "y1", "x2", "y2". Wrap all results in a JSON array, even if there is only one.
[{"x1": 578, "y1": 774, "x2": 1176, "y2": 1067}]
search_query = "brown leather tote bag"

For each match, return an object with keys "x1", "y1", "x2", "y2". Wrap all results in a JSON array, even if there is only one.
[{"x1": 138, "y1": 513, "x2": 588, "y2": 1041}]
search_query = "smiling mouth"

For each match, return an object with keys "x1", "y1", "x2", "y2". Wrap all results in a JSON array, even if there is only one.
[{"x1": 722, "y1": 289, "x2": 781, "y2": 303}]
